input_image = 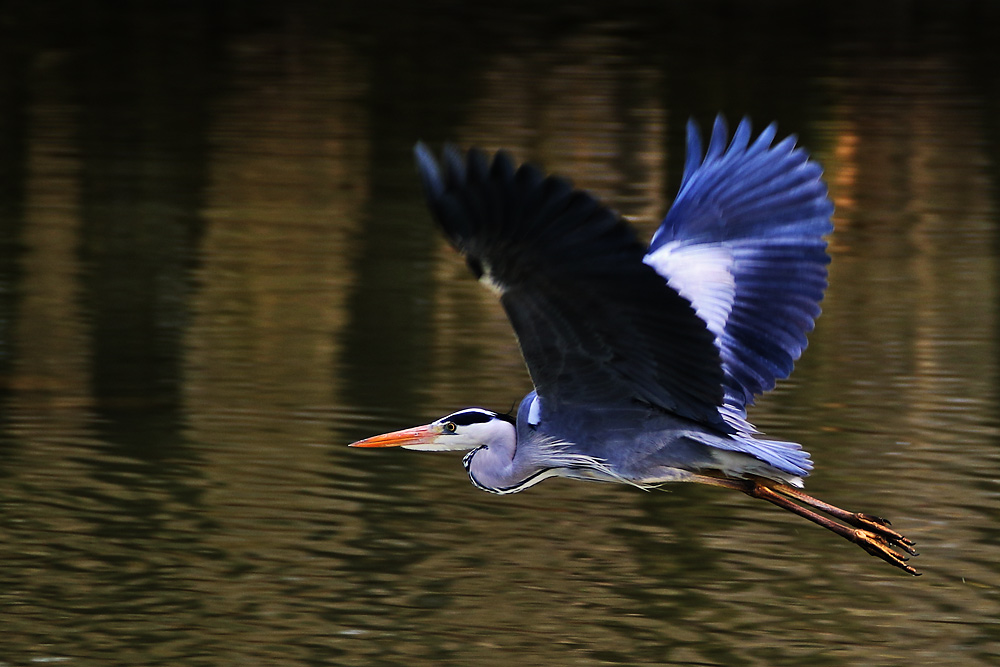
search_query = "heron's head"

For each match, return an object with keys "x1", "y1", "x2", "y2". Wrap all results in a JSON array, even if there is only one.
[{"x1": 349, "y1": 408, "x2": 515, "y2": 452}]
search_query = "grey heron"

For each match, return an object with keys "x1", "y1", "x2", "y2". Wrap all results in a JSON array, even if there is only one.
[{"x1": 351, "y1": 117, "x2": 919, "y2": 575}]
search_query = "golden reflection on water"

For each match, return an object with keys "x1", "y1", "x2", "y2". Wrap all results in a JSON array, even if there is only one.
[
  {"x1": 180, "y1": 36, "x2": 376, "y2": 655},
  {"x1": 185, "y1": 36, "x2": 367, "y2": 476},
  {"x1": 0, "y1": 6, "x2": 998, "y2": 666},
  {"x1": 9, "y1": 65, "x2": 89, "y2": 426}
]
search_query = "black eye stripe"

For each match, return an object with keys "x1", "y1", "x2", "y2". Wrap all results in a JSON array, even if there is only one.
[
  {"x1": 445, "y1": 409, "x2": 495, "y2": 426},
  {"x1": 441, "y1": 408, "x2": 516, "y2": 426}
]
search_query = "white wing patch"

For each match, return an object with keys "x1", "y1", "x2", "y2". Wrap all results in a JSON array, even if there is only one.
[
  {"x1": 477, "y1": 259, "x2": 507, "y2": 296},
  {"x1": 527, "y1": 394, "x2": 542, "y2": 426},
  {"x1": 643, "y1": 241, "x2": 736, "y2": 341}
]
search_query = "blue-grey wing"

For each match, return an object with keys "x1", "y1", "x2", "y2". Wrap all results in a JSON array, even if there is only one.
[
  {"x1": 646, "y1": 116, "x2": 834, "y2": 433},
  {"x1": 415, "y1": 143, "x2": 729, "y2": 429}
]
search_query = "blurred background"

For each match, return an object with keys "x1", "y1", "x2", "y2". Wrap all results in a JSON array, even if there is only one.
[{"x1": 0, "y1": 1, "x2": 998, "y2": 665}]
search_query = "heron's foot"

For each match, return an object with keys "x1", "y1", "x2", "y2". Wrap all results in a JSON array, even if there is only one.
[
  {"x1": 850, "y1": 527, "x2": 920, "y2": 576},
  {"x1": 849, "y1": 513, "x2": 918, "y2": 556}
]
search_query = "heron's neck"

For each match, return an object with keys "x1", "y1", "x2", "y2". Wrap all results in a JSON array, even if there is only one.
[{"x1": 463, "y1": 423, "x2": 536, "y2": 494}]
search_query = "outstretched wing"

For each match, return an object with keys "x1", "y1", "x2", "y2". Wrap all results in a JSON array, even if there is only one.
[
  {"x1": 646, "y1": 116, "x2": 834, "y2": 433},
  {"x1": 414, "y1": 143, "x2": 729, "y2": 429}
]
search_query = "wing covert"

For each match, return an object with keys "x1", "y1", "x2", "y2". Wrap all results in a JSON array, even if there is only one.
[{"x1": 415, "y1": 143, "x2": 729, "y2": 428}]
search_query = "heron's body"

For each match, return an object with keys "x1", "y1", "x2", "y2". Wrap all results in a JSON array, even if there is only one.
[
  {"x1": 464, "y1": 392, "x2": 801, "y2": 495},
  {"x1": 351, "y1": 117, "x2": 920, "y2": 575}
]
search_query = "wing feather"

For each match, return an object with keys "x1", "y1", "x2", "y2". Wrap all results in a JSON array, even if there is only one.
[
  {"x1": 415, "y1": 118, "x2": 831, "y2": 479},
  {"x1": 415, "y1": 143, "x2": 729, "y2": 428},
  {"x1": 646, "y1": 116, "x2": 834, "y2": 436}
]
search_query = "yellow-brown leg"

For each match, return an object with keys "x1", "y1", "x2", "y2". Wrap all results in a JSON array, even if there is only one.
[
  {"x1": 770, "y1": 482, "x2": 917, "y2": 552},
  {"x1": 689, "y1": 475, "x2": 920, "y2": 576}
]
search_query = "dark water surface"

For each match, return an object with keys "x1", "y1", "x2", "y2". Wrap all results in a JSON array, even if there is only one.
[{"x1": 1, "y1": 3, "x2": 999, "y2": 665}]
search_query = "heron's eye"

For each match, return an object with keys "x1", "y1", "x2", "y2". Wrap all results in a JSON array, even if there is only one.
[{"x1": 443, "y1": 422, "x2": 457, "y2": 433}]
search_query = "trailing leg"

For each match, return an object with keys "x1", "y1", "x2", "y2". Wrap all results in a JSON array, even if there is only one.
[{"x1": 689, "y1": 475, "x2": 920, "y2": 575}]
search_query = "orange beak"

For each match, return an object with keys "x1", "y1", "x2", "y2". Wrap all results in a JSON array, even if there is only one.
[{"x1": 349, "y1": 424, "x2": 441, "y2": 449}]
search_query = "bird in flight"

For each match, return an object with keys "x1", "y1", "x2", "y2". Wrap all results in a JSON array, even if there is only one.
[{"x1": 351, "y1": 117, "x2": 919, "y2": 575}]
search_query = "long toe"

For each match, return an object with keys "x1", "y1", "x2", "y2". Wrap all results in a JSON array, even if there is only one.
[
  {"x1": 851, "y1": 514, "x2": 918, "y2": 555},
  {"x1": 852, "y1": 529, "x2": 921, "y2": 576}
]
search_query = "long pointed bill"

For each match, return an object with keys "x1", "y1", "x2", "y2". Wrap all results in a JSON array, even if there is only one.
[{"x1": 349, "y1": 424, "x2": 443, "y2": 450}]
